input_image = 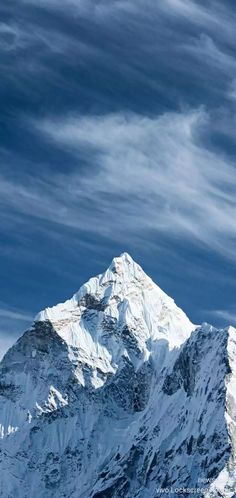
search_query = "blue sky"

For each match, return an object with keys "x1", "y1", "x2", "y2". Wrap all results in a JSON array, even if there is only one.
[{"x1": 1, "y1": 0, "x2": 236, "y2": 356}]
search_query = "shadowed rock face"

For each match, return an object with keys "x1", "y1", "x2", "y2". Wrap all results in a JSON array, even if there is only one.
[{"x1": 0, "y1": 254, "x2": 236, "y2": 498}]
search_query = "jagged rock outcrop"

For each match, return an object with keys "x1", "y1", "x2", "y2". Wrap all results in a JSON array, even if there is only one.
[{"x1": 0, "y1": 253, "x2": 236, "y2": 498}]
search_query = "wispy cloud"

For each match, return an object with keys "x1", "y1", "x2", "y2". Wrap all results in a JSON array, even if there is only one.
[
  {"x1": 0, "y1": 108, "x2": 236, "y2": 260},
  {"x1": 208, "y1": 309, "x2": 236, "y2": 326},
  {"x1": 19, "y1": 0, "x2": 236, "y2": 39},
  {"x1": 182, "y1": 33, "x2": 236, "y2": 76},
  {"x1": 36, "y1": 109, "x2": 236, "y2": 255},
  {"x1": 0, "y1": 307, "x2": 33, "y2": 322},
  {"x1": 7, "y1": 0, "x2": 236, "y2": 85}
]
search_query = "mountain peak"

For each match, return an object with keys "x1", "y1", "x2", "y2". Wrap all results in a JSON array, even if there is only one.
[
  {"x1": 107, "y1": 252, "x2": 146, "y2": 282},
  {"x1": 112, "y1": 251, "x2": 133, "y2": 263},
  {"x1": 34, "y1": 253, "x2": 193, "y2": 361},
  {"x1": 109, "y1": 251, "x2": 136, "y2": 270}
]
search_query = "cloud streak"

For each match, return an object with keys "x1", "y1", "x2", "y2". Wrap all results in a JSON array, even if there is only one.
[
  {"x1": 0, "y1": 307, "x2": 33, "y2": 322},
  {"x1": 208, "y1": 309, "x2": 236, "y2": 326},
  {"x1": 0, "y1": 108, "x2": 236, "y2": 260},
  {"x1": 3, "y1": 0, "x2": 236, "y2": 112},
  {"x1": 36, "y1": 109, "x2": 236, "y2": 256}
]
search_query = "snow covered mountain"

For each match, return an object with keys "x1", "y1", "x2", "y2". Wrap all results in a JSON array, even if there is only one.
[{"x1": 0, "y1": 253, "x2": 236, "y2": 498}]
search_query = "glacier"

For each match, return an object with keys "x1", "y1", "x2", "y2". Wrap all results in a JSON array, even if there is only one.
[{"x1": 0, "y1": 252, "x2": 236, "y2": 497}]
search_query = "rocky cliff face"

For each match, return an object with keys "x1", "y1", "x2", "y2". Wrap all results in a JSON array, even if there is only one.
[{"x1": 0, "y1": 253, "x2": 236, "y2": 498}]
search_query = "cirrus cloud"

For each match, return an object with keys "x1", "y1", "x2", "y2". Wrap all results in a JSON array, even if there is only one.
[{"x1": 1, "y1": 108, "x2": 236, "y2": 260}]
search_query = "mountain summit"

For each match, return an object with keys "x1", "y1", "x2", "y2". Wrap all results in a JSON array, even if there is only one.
[{"x1": 0, "y1": 254, "x2": 236, "y2": 497}]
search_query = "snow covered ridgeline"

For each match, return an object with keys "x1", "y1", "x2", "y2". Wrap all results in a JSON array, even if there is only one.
[{"x1": 0, "y1": 253, "x2": 236, "y2": 498}]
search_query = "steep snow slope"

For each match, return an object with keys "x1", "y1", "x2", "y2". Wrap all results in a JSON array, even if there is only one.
[{"x1": 0, "y1": 253, "x2": 235, "y2": 498}]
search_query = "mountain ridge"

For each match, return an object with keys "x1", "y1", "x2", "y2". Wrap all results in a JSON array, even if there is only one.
[{"x1": 0, "y1": 253, "x2": 236, "y2": 497}]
